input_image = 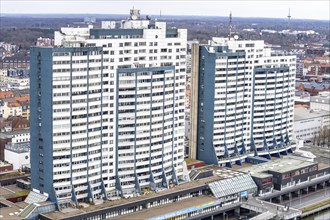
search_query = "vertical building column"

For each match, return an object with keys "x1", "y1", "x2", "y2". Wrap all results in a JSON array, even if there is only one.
[{"x1": 189, "y1": 43, "x2": 199, "y2": 159}]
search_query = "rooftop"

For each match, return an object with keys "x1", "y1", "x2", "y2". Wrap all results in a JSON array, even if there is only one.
[
  {"x1": 0, "y1": 90, "x2": 14, "y2": 98},
  {"x1": 234, "y1": 157, "x2": 317, "y2": 178},
  {"x1": 114, "y1": 195, "x2": 217, "y2": 220},
  {"x1": 303, "y1": 81, "x2": 330, "y2": 91},
  {"x1": 0, "y1": 198, "x2": 27, "y2": 220},
  {"x1": 294, "y1": 108, "x2": 330, "y2": 121},
  {"x1": 184, "y1": 158, "x2": 203, "y2": 165},
  {"x1": 42, "y1": 167, "x2": 247, "y2": 219},
  {"x1": 1, "y1": 52, "x2": 29, "y2": 62},
  {"x1": 5, "y1": 142, "x2": 30, "y2": 153},
  {"x1": 310, "y1": 94, "x2": 330, "y2": 105}
]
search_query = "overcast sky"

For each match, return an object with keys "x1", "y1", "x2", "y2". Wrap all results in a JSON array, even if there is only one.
[{"x1": 1, "y1": 0, "x2": 329, "y2": 20}]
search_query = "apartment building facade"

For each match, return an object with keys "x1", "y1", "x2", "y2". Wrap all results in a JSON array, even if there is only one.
[
  {"x1": 190, "y1": 37, "x2": 296, "y2": 167},
  {"x1": 30, "y1": 10, "x2": 187, "y2": 207}
]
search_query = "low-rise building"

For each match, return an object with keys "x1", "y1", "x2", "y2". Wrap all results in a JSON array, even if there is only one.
[
  {"x1": 235, "y1": 157, "x2": 330, "y2": 195},
  {"x1": 0, "y1": 116, "x2": 30, "y2": 132},
  {"x1": 0, "y1": 90, "x2": 14, "y2": 98},
  {"x1": 1, "y1": 100, "x2": 23, "y2": 118},
  {"x1": 4, "y1": 142, "x2": 30, "y2": 170},
  {"x1": 0, "y1": 42, "x2": 17, "y2": 52},
  {"x1": 0, "y1": 74, "x2": 29, "y2": 89},
  {"x1": 39, "y1": 166, "x2": 257, "y2": 220},
  {"x1": 310, "y1": 91, "x2": 330, "y2": 111},
  {"x1": 303, "y1": 81, "x2": 330, "y2": 96},
  {"x1": 294, "y1": 108, "x2": 330, "y2": 142},
  {"x1": 0, "y1": 91, "x2": 30, "y2": 119},
  {"x1": 0, "y1": 128, "x2": 30, "y2": 161},
  {"x1": 36, "y1": 37, "x2": 55, "y2": 47},
  {"x1": 0, "y1": 52, "x2": 30, "y2": 69}
]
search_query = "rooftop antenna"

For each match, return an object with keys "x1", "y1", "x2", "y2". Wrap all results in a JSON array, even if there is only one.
[
  {"x1": 229, "y1": 11, "x2": 232, "y2": 40},
  {"x1": 287, "y1": 8, "x2": 291, "y2": 26}
]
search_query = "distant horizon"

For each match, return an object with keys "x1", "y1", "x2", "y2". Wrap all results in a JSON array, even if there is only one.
[
  {"x1": 1, "y1": 1, "x2": 329, "y2": 21},
  {"x1": 1, "y1": 12, "x2": 328, "y2": 22}
]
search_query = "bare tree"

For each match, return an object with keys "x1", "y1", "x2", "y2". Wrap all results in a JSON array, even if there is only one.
[
  {"x1": 314, "y1": 126, "x2": 330, "y2": 148},
  {"x1": 325, "y1": 126, "x2": 330, "y2": 148}
]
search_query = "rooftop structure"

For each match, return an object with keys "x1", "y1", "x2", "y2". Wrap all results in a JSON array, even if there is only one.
[
  {"x1": 310, "y1": 92, "x2": 330, "y2": 111},
  {"x1": 5, "y1": 142, "x2": 30, "y2": 153},
  {"x1": 294, "y1": 108, "x2": 330, "y2": 121},
  {"x1": 0, "y1": 187, "x2": 55, "y2": 220},
  {"x1": 238, "y1": 157, "x2": 317, "y2": 177},
  {"x1": 0, "y1": 127, "x2": 30, "y2": 161},
  {"x1": 0, "y1": 198, "x2": 28, "y2": 220},
  {"x1": 234, "y1": 156, "x2": 330, "y2": 194}
]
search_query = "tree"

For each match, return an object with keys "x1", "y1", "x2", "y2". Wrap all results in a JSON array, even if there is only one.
[{"x1": 314, "y1": 126, "x2": 330, "y2": 148}]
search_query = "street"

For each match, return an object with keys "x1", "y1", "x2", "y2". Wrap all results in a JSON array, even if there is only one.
[{"x1": 282, "y1": 187, "x2": 330, "y2": 209}]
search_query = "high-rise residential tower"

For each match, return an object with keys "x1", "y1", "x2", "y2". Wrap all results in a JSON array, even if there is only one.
[
  {"x1": 30, "y1": 9, "x2": 187, "y2": 207},
  {"x1": 190, "y1": 37, "x2": 296, "y2": 167}
]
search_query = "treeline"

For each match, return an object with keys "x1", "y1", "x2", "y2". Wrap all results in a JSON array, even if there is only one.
[
  {"x1": 313, "y1": 126, "x2": 330, "y2": 148},
  {"x1": 0, "y1": 28, "x2": 54, "y2": 49},
  {"x1": 1, "y1": 15, "x2": 329, "y2": 49}
]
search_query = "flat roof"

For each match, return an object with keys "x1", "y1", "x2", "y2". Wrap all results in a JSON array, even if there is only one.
[
  {"x1": 0, "y1": 198, "x2": 26, "y2": 220},
  {"x1": 0, "y1": 199, "x2": 52, "y2": 220},
  {"x1": 234, "y1": 157, "x2": 317, "y2": 178},
  {"x1": 0, "y1": 187, "x2": 14, "y2": 197},
  {"x1": 194, "y1": 165, "x2": 247, "y2": 179},
  {"x1": 310, "y1": 95, "x2": 330, "y2": 105},
  {"x1": 114, "y1": 195, "x2": 217, "y2": 220},
  {"x1": 5, "y1": 142, "x2": 30, "y2": 153},
  {"x1": 184, "y1": 158, "x2": 204, "y2": 165},
  {"x1": 42, "y1": 167, "x2": 247, "y2": 219},
  {"x1": 294, "y1": 108, "x2": 330, "y2": 121},
  {"x1": 318, "y1": 162, "x2": 330, "y2": 170},
  {"x1": 0, "y1": 185, "x2": 29, "y2": 196}
]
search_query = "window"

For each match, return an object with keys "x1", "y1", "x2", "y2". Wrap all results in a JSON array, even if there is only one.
[{"x1": 282, "y1": 173, "x2": 290, "y2": 179}]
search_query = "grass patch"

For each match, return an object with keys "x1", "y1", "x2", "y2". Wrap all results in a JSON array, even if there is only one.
[
  {"x1": 301, "y1": 199, "x2": 330, "y2": 213},
  {"x1": 0, "y1": 171, "x2": 27, "y2": 179},
  {"x1": 184, "y1": 158, "x2": 200, "y2": 164},
  {"x1": 4, "y1": 190, "x2": 30, "y2": 199}
]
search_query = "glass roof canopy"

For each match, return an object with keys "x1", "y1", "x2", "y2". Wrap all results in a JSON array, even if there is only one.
[{"x1": 208, "y1": 174, "x2": 257, "y2": 198}]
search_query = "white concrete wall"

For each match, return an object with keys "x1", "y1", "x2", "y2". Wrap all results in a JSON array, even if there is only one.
[
  {"x1": 4, "y1": 150, "x2": 30, "y2": 170},
  {"x1": 310, "y1": 102, "x2": 330, "y2": 111},
  {"x1": 2, "y1": 102, "x2": 22, "y2": 118},
  {"x1": 12, "y1": 132, "x2": 30, "y2": 143},
  {"x1": 294, "y1": 117, "x2": 322, "y2": 141}
]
